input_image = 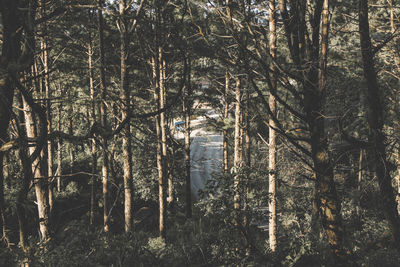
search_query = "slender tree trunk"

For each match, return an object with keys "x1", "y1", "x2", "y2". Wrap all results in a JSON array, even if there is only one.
[
  {"x1": 152, "y1": 55, "x2": 166, "y2": 239},
  {"x1": 88, "y1": 22, "x2": 97, "y2": 226},
  {"x1": 268, "y1": 0, "x2": 277, "y2": 253},
  {"x1": 359, "y1": 0, "x2": 400, "y2": 244},
  {"x1": 159, "y1": 54, "x2": 171, "y2": 206},
  {"x1": 397, "y1": 152, "x2": 400, "y2": 216},
  {"x1": 119, "y1": 0, "x2": 133, "y2": 232},
  {"x1": 98, "y1": 0, "x2": 109, "y2": 232},
  {"x1": 57, "y1": 102, "x2": 62, "y2": 192},
  {"x1": 233, "y1": 77, "x2": 242, "y2": 215},
  {"x1": 68, "y1": 110, "x2": 74, "y2": 174},
  {"x1": 224, "y1": 71, "x2": 230, "y2": 174},
  {"x1": 23, "y1": 96, "x2": 50, "y2": 241},
  {"x1": 16, "y1": 92, "x2": 33, "y2": 253},
  {"x1": 357, "y1": 148, "x2": 363, "y2": 216},
  {"x1": 184, "y1": 57, "x2": 192, "y2": 218},
  {"x1": 40, "y1": 0, "x2": 54, "y2": 214}
]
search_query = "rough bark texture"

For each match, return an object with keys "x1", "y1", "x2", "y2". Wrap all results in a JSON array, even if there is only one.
[
  {"x1": 268, "y1": 0, "x2": 277, "y2": 253},
  {"x1": 359, "y1": 0, "x2": 400, "y2": 244}
]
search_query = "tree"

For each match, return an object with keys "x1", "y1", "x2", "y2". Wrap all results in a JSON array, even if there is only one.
[
  {"x1": 97, "y1": 0, "x2": 110, "y2": 233},
  {"x1": 358, "y1": 0, "x2": 400, "y2": 245},
  {"x1": 268, "y1": 0, "x2": 277, "y2": 253}
]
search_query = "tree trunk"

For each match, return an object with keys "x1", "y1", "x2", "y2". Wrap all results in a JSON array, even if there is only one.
[
  {"x1": 223, "y1": 71, "x2": 230, "y2": 174},
  {"x1": 233, "y1": 77, "x2": 242, "y2": 215},
  {"x1": 359, "y1": 0, "x2": 400, "y2": 244},
  {"x1": 40, "y1": 0, "x2": 54, "y2": 214},
  {"x1": 357, "y1": 148, "x2": 363, "y2": 217},
  {"x1": 16, "y1": 92, "x2": 33, "y2": 253},
  {"x1": 119, "y1": 0, "x2": 133, "y2": 232},
  {"x1": 23, "y1": 96, "x2": 50, "y2": 241},
  {"x1": 159, "y1": 54, "x2": 171, "y2": 206},
  {"x1": 279, "y1": 0, "x2": 350, "y2": 261},
  {"x1": 98, "y1": 0, "x2": 110, "y2": 233},
  {"x1": 57, "y1": 101, "x2": 62, "y2": 192},
  {"x1": 152, "y1": 55, "x2": 166, "y2": 239},
  {"x1": 88, "y1": 21, "x2": 97, "y2": 226},
  {"x1": 184, "y1": 57, "x2": 192, "y2": 218},
  {"x1": 268, "y1": 0, "x2": 277, "y2": 253}
]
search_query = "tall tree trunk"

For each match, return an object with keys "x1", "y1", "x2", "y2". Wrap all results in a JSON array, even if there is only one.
[
  {"x1": 159, "y1": 54, "x2": 171, "y2": 206},
  {"x1": 16, "y1": 92, "x2": 33, "y2": 253},
  {"x1": 357, "y1": 148, "x2": 363, "y2": 217},
  {"x1": 119, "y1": 0, "x2": 133, "y2": 232},
  {"x1": 268, "y1": 0, "x2": 277, "y2": 253},
  {"x1": 98, "y1": 0, "x2": 110, "y2": 232},
  {"x1": 313, "y1": 0, "x2": 349, "y2": 260},
  {"x1": 152, "y1": 55, "x2": 166, "y2": 239},
  {"x1": 57, "y1": 101, "x2": 62, "y2": 192},
  {"x1": 88, "y1": 20, "x2": 97, "y2": 226},
  {"x1": 40, "y1": 0, "x2": 54, "y2": 214},
  {"x1": 184, "y1": 57, "x2": 192, "y2": 218},
  {"x1": 223, "y1": 71, "x2": 230, "y2": 174},
  {"x1": 23, "y1": 96, "x2": 50, "y2": 241},
  {"x1": 68, "y1": 109, "x2": 74, "y2": 174},
  {"x1": 359, "y1": 0, "x2": 400, "y2": 244},
  {"x1": 233, "y1": 77, "x2": 242, "y2": 215},
  {"x1": 279, "y1": 0, "x2": 350, "y2": 261}
]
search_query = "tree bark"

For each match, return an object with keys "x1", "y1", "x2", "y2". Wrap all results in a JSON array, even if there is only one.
[
  {"x1": 159, "y1": 54, "x2": 171, "y2": 206},
  {"x1": 152, "y1": 55, "x2": 166, "y2": 239},
  {"x1": 224, "y1": 71, "x2": 230, "y2": 174},
  {"x1": 356, "y1": 148, "x2": 363, "y2": 217},
  {"x1": 23, "y1": 95, "x2": 50, "y2": 241},
  {"x1": 184, "y1": 57, "x2": 192, "y2": 218},
  {"x1": 97, "y1": 0, "x2": 110, "y2": 233},
  {"x1": 268, "y1": 0, "x2": 277, "y2": 253},
  {"x1": 88, "y1": 20, "x2": 97, "y2": 226},
  {"x1": 119, "y1": 0, "x2": 133, "y2": 233},
  {"x1": 57, "y1": 101, "x2": 62, "y2": 192},
  {"x1": 359, "y1": 0, "x2": 400, "y2": 244},
  {"x1": 40, "y1": 0, "x2": 54, "y2": 214},
  {"x1": 233, "y1": 77, "x2": 242, "y2": 215}
]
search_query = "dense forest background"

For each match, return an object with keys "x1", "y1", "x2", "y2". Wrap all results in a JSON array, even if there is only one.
[{"x1": 1, "y1": 0, "x2": 400, "y2": 266}]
